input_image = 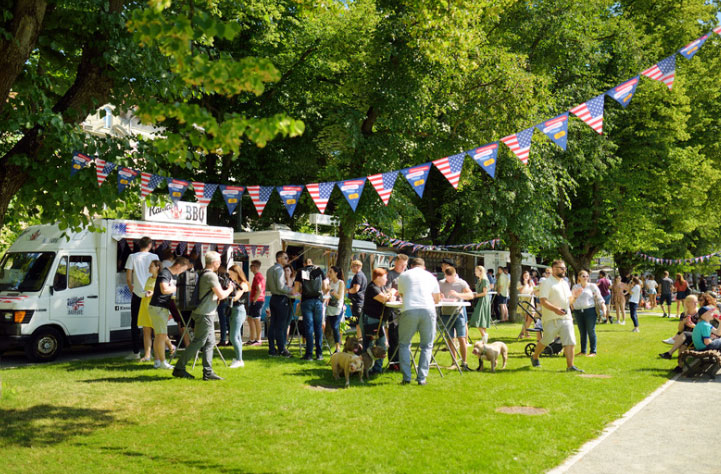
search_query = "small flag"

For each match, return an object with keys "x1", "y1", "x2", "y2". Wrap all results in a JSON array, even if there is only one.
[
  {"x1": 536, "y1": 113, "x2": 569, "y2": 150},
  {"x1": 244, "y1": 245, "x2": 255, "y2": 257},
  {"x1": 117, "y1": 167, "x2": 139, "y2": 194},
  {"x1": 500, "y1": 127, "x2": 535, "y2": 164},
  {"x1": 166, "y1": 178, "x2": 189, "y2": 204},
  {"x1": 192, "y1": 182, "x2": 218, "y2": 206},
  {"x1": 247, "y1": 185, "x2": 274, "y2": 217},
  {"x1": 95, "y1": 159, "x2": 116, "y2": 187},
  {"x1": 367, "y1": 171, "x2": 398, "y2": 205},
  {"x1": 306, "y1": 182, "x2": 335, "y2": 214},
  {"x1": 219, "y1": 185, "x2": 245, "y2": 215},
  {"x1": 678, "y1": 34, "x2": 709, "y2": 60},
  {"x1": 432, "y1": 153, "x2": 465, "y2": 189},
  {"x1": 570, "y1": 94, "x2": 605, "y2": 134},
  {"x1": 70, "y1": 152, "x2": 92, "y2": 176},
  {"x1": 141, "y1": 173, "x2": 164, "y2": 198},
  {"x1": 401, "y1": 164, "x2": 432, "y2": 197},
  {"x1": 277, "y1": 185, "x2": 304, "y2": 217},
  {"x1": 170, "y1": 241, "x2": 179, "y2": 253},
  {"x1": 216, "y1": 244, "x2": 224, "y2": 254},
  {"x1": 338, "y1": 178, "x2": 366, "y2": 211},
  {"x1": 201, "y1": 243, "x2": 210, "y2": 256},
  {"x1": 466, "y1": 142, "x2": 498, "y2": 179},
  {"x1": 714, "y1": 26, "x2": 721, "y2": 35},
  {"x1": 606, "y1": 76, "x2": 639, "y2": 108},
  {"x1": 641, "y1": 55, "x2": 676, "y2": 90}
]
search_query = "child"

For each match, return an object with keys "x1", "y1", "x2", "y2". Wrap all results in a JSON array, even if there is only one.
[{"x1": 692, "y1": 309, "x2": 721, "y2": 352}]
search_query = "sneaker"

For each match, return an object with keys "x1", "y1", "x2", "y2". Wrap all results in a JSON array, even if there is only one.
[
  {"x1": 461, "y1": 364, "x2": 472, "y2": 372},
  {"x1": 566, "y1": 365, "x2": 584, "y2": 373},
  {"x1": 153, "y1": 359, "x2": 161, "y2": 369},
  {"x1": 140, "y1": 356, "x2": 151, "y2": 362},
  {"x1": 229, "y1": 359, "x2": 245, "y2": 368},
  {"x1": 252, "y1": 341, "x2": 262, "y2": 346},
  {"x1": 620, "y1": 321, "x2": 626, "y2": 325},
  {"x1": 632, "y1": 327, "x2": 640, "y2": 333},
  {"x1": 125, "y1": 352, "x2": 141, "y2": 360},
  {"x1": 417, "y1": 380, "x2": 427, "y2": 386},
  {"x1": 203, "y1": 372, "x2": 224, "y2": 381},
  {"x1": 280, "y1": 350, "x2": 293, "y2": 358},
  {"x1": 659, "y1": 352, "x2": 672, "y2": 360},
  {"x1": 302, "y1": 355, "x2": 313, "y2": 361},
  {"x1": 531, "y1": 358, "x2": 541, "y2": 368},
  {"x1": 315, "y1": 355, "x2": 324, "y2": 361},
  {"x1": 662, "y1": 337, "x2": 675, "y2": 345},
  {"x1": 160, "y1": 360, "x2": 173, "y2": 369},
  {"x1": 401, "y1": 380, "x2": 411, "y2": 385},
  {"x1": 172, "y1": 369, "x2": 194, "y2": 379}
]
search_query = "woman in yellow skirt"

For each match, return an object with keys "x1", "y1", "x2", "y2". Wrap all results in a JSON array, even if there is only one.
[{"x1": 137, "y1": 261, "x2": 175, "y2": 361}]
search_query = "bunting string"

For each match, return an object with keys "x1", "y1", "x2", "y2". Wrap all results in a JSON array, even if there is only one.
[
  {"x1": 361, "y1": 224, "x2": 500, "y2": 252},
  {"x1": 636, "y1": 251, "x2": 720, "y2": 266}
]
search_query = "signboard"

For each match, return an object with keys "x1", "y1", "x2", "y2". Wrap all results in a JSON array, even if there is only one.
[{"x1": 142, "y1": 201, "x2": 207, "y2": 225}]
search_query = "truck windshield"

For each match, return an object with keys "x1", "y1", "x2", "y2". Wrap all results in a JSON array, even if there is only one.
[{"x1": 0, "y1": 252, "x2": 56, "y2": 292}]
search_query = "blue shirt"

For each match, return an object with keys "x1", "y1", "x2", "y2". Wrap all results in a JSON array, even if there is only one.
[{"x1": 692, "y1": 320, "x2": 713, "y2": 350}]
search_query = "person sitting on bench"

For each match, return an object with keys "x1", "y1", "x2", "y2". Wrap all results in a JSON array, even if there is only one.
[{"x1": 692, "y1": 308, "x2": 721, "y2": 352}]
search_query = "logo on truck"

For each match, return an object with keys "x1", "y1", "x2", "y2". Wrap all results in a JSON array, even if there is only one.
[{"x1": 67, "y1": 297, "x2": 85, "y2": 315}]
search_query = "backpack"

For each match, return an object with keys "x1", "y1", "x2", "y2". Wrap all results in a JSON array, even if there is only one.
[
  {"x1": 301, "y1": 266, "x2": 324, "y2": 299},
  {"x1": 177, "y1": 269, "x2": 212, "y2": 312}
]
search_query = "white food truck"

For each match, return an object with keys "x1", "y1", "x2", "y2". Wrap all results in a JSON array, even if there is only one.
[{"x1": 0, "y1": 209, "x2": 233, "y2": 361}]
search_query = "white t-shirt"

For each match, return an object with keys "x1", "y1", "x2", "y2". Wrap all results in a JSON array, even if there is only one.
[
  {"x1": 629, "y1": 284, "x2": 642, "y2": 304},
  {"x1": 397, "y1": 267, "x2": 440, "y2": 312},
  {"x1": 125, "y1": 251, "x2": 160, "y2": 298},
  {"x1": 538, "y1": 276, "x2": 572, "y2": 322},
  {"x1": 645, "y1": 279, "x2": 658, "y2": 291}
]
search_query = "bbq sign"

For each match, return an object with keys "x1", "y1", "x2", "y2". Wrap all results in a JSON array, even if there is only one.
[{"x1": 142, "y1": 201, "x2": 207, "y2": 225}]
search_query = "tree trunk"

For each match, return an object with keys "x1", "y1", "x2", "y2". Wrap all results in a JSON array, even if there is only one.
[
  {"x1": 614, "y1": 252, "x2": 636, "y2": 278},
  {"x1": 508, "y1": 233, "x2": 522, "y2": 322},
  {"x1": 336, "y1": 215, "x2": 357, "y2": 276}
]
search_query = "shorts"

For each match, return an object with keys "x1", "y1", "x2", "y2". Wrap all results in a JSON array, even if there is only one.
[
  {"x1": 249, "y1": 300, "x2": 264, "y2": 319},
  {"x1": 148, "y1": 305, "x2": 169, "y2": 334},
  {"x1": 647, "y1": 288, "x2": 657, "y2": 295},
  {"x1": 602, "y1": 294, "x2": 611, "y2": 305},
  {"x1": 497, "y1": 295, "x2": 508, "y2": 305},
  {"x1": 540, "y1": 318, "x2": 576, "y2": 347},
  {"x1": 440, "y1": 311, "x2": 467, "y2": 338},
  {"x1": 681, "y1": 331, "x2": 693, "y2": 346},
  {"x1": 676, "y1": 290, "x2": 689, "y2": 301},
  {"x1": 659, "y1": 293, "x2": 672, "y2": 306}
]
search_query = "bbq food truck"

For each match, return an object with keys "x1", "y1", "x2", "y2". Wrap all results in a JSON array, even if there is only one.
[{"x1": 0, "y1": 215, "x2": 233, "y2": 361}]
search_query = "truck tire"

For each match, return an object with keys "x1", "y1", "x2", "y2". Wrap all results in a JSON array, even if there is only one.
[{"x1": 25, "y1": 327, "x2": 64, "y2": 362}]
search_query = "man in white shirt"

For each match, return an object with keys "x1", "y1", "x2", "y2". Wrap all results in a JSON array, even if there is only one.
[
  {"x1": 531, "y1": 259, "x2": 584, "y2": 372},
  {"x1": 397, "y1": 258, "x2": 442, "y2": 385},
  {"x1": 125, "y1": 236, "x2": 159, "y2": 359}
]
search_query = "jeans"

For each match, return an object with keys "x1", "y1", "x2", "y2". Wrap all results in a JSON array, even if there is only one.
[
  {"x1": 399, "y1": 308, "x2": 436, "y2": 383},
  {"x1": 326, "y1": 314, "x2": 341, "y2": 346},
  {"x1": 573, "y1": 307, "x2": 597, "y2": 354},
  {"x1": 229, "y1": 304, "x2": 247, "y2": 361},
  {"x1": 629, "y1": 302, "x2": 639, "y2": 328},
  {"x1": 175, "y1": 312, "x2": 216, "y2": 375},
  {"x1": 217, "y1": 300, "x2": 230, "y2": 343},
  {"x1": 130, "y1": 293, "x2": 142, "y2": 354},
  {"x1": 362, "y1": 313, "x2": 386, "y2": 372},
  {"x1": 268, "y1": 295, "x2": 291, "y2": 354},
  {"x1": 301, "y1": 298, "x2": 324, "y2": 358},
  {"x1": 703, "y1": 338, "x2": 721, "y2": 351}
]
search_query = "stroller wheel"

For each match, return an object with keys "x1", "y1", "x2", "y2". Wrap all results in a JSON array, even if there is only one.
[{"x1": 524, "y1": 343, "x2": 536, "y2": 357}]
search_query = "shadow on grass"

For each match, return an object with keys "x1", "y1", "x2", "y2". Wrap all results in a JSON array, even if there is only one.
[
  {"x1": 634, "y1": 367, "x2": 677, "y2": 379},
  {"x1": 78, "y1": 445, "x2": 248, "y2": 473},
  {"x1": 291, "y1": 365, "x2": 383, "y2": 389},
  {"x1": 82, "y1": 374, "x2": 170, "y2": 383},
  {"x1": 65, "y1": 362, "x2": 157, "y2": 372},
  {"x1": 0, "y1": 404, "x2": 116, "y2": 447}
]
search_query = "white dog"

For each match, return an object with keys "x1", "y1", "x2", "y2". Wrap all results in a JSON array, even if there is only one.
[{"x1": 471, "y1": 340, "x2": 508, "y2": 372}]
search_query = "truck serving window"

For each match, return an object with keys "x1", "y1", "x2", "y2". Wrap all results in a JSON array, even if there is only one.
[{"x1": 0, "y1": 252, "x2": 56, "y2": 292}]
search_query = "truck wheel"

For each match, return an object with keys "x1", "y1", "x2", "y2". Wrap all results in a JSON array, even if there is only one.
[{"x1": 25, "y1": 327, "x2": 63, "y2": 362}]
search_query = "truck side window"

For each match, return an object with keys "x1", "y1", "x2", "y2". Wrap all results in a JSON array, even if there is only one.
[
  {"x1": 69, "y1": 256, "x2": 92, "y2": 289},
  {"x1": 53, "y1": 257, "x2": 68, "y2": 291}
]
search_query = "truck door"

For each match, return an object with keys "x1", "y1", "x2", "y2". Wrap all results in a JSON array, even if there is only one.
[{"x1": 49, "y1": 253, "x2": 99, "y2": 340}]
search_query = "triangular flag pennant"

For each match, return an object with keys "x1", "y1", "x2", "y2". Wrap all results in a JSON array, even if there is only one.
[
  {"x1": 401, "y1": 164, "x2": 432, "y2": 197},
  {"x1": 216, "y1": 244, "x2": 224, "y2": 254},
  {"x1": 140, "y1": 173, "x2": 164, "y2": 198},
  {"x1": 247, "y1": 185, "x2": 274, "y2": 217},
  {"x1": 500, "y1": 127, "x2": 535, "y2": 164},
  {"x1": 95, "y1": 159, "x2": 116, "y2": 187},
  {"x1": 166, "y1": 178, "x2": 189, "y2": 204},
  {"x1": 714, "y1": 26, "x2": 721, "y2": 35},
  {"x1": 570, "y1": 94, "x2": 605, "y2": 134},
  {"x1": 536, "y1": 113, "x2": 569, "y2": 150},
  {"x1": 70, "y1": 152, "x2": 93, "y2": 176},
  {"x1": 177, "y1": 242, "x2": 186, "y2": 255},
  {"x1": 237, "y1": 245, "x2": 246, "y2": 256},
  {"x1": 432, "y1": 153, "x2": 466, "y2": 189},
  {"x1": 367, "y1": 171, "x2": 398, "y2": 205},
  {"x1": 606, "y1": 76, "x2": 640, "y2": 108},
  {"x1": 170, "y1": 241, "x2": 179, "y2": 253},
  {"x1": 277, "y1": 185, "x2": 304, "y2": 217},
  {"x1": 306, "y1": 182, "x2": 335, "y2": 214},
  {"x1": 201, "y1": 243, "x2": 209, "y2": 256},
  {"x1": 678, "y1": 34, "x2": 710, "y2": 60},
  {"x1": 244, "y1": 245, "x2": 255, "y2": 257},
  {"x1": 338, "y1": 178, "x2": 366, "y2": 211},
  {"x1": 641, "y1": 55, "x2": 676, "y2": 90},
  {"x1": 466, "y1": 142, "x2": 498, "y2": 179},
  {"x1": 219, "y1": 185, "x2": 245, "y2": 215},
  {"x1": 117, "y1": 167, "x2": 139, "y2": 194},
  {"x1": 192, "y1": 182, "x2": 218, "y2": 206}
]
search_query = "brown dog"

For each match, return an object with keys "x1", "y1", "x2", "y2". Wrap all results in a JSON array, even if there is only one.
[
  {"x1": 362, "y1": 345, "x2": 387, "y2": 378},
  {"x1": 472, "y1": 340, "x2": 508, "y2": 372},
  {"x1": 343, "y1": 336, "x2": 362, "y2": 355},
  {"x1": 330, "y1": 351, "x2": 364, "y2": 387}
]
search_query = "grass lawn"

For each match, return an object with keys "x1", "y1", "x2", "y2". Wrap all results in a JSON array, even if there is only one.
[{"x1": 1, "y1": 311, "x2": 680, "y2": 473}]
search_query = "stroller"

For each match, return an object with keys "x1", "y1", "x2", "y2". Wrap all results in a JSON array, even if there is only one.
[{"x1": 520, "y1": 304, "x2": 564, "y2": 357}]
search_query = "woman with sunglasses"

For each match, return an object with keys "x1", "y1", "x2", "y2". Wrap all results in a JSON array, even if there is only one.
[{"x1": 571, "y1": 270, "x2": 605, "y2": 356}]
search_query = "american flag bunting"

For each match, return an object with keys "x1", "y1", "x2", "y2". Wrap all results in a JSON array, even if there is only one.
[
  {"x1": 367, "y1": 171, "x2": 398, "y2": 205},
  {"x1": 536, "y1": 113, "x2": 569, "y2": 150},
  {"x1": 247, "y1": 185, "x2": 274, "y2": 217},
  {"x1": 678, "y1": 34, "x2": 709, "y2": 60},
  {"x1": 95, "y1": 159, "x2": 116, "y2": 187},
  {"x1": 641, "y1": 55, "x2": 676, "y2": 90},
  {"x1": 192, "y1": 182, "x2": 218, "y2": 206},
  {"x1": 501, "y1": 127, "x2": 535, "y2": 164},
  {"x1": 401, "y1": 164, "x2": 431, "y2": 197},
  {"x1": 70, "y1": 152, "x2": 92, "y2": 176},
  {"x1": 277, "y1": 185, "x2": 304, "y2": 217},
  {"x1": 141, "y1": 173, "x2": 164, "y2": 198},
  {"x1": 606, "y1": 76, "x2": 639, "y2": 108},
  {"x1": 306, "y1": 182, "x2": 335, "y2": 214},
  {"x1": 117, "y1": 167, "x2": 139, "y2": 194},
  {"x1": 166, "y1": 178, "x2": 190, "y2": 204},
  {"x1": 432, "y1": 153, "x2": 466, "y2": 189},
  {"x1": 466, "y1": 142, "x2": 498, "y2": 179},
  {"x1": 570, "y1": 94, "x2": 605, "y2": 135},
  {"x1": 219, "y1": 185, "x2": 245, "y2": 215},
  {"x1": 338, "y1": 178, "x2": 366, "y2": 211}
]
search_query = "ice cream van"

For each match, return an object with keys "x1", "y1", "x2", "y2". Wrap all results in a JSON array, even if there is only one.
[{"x1": 0, "y1": 215, "x2": 234, "y2": 361}]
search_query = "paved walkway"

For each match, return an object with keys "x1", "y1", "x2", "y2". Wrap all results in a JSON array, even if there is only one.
[{"x1": 551, "y1": 372, "x2": 721, "y2": 474}]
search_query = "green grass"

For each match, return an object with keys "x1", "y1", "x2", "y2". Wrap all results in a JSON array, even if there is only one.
[{"x1": 0, "y1": 311, "x2": 680, "y2": 473}]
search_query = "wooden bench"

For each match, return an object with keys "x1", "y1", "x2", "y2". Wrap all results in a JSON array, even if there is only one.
[{"x1": 678, "y1": 349, "x2": 721, "y2": 379}]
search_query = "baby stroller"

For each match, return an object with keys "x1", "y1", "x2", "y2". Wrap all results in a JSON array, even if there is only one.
[{"x1": 523, "y1": 317, "x2": 564, "y2": 357}]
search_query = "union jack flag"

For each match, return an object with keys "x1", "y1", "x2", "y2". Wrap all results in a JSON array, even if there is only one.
[
  {"x1": 606, "y1": 76, "x2": 639, "y2": 108},
  {"x1": 192, "y1": 182, "x2": 218, "y2": 206},
  {"x1": 367, "y1": 171, "x2": 398, "y2": 205},
  {"x1": 641, "y1": 55, "x2": 676, "y2": 90},
  {"x1": 306, "y1": 182, "x2": 335, "y2": 214},
  {"x1": 247, "y1": 185, "x2": 274, "y2": 217},
  {"x1": 678, "y1": 34, "x2": 709, "y2": 60},
  {"x1": 432, "y1": 153, "x2": 465, "y2": 189},
  {"x1": 141, "y1": 173, "x2": 164, "y2": 198},
  {"x1": 570, "y1": 94, "x2": 605, "y2": 135},
  {"x1": 95, "y1": 159, "x2": 116, "y2": 187},
  {"x1": 500, "y1": 127, "x2": 535, "y2": 164}
]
